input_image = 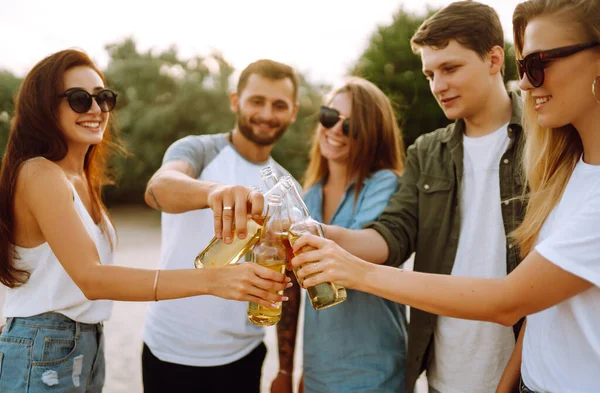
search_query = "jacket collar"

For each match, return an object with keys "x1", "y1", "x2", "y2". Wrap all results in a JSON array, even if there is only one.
[{"x1": 440, "y1": 90, "x2": 523, "y2": 144}]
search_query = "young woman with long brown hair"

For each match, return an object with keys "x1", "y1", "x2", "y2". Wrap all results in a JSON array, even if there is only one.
[
  {"x1": 295, "y1": 77, "x2": 407, "y2": 393},
  {"x1": 0, "y1": 49, "x2": 289, "y2": 392},
  {"x1": 290, "y1": 1, "x2": 600, "y2": 391}
]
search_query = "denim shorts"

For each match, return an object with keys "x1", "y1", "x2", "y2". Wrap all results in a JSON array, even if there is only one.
[
  {"x1": 519, "y1": 378, "x2": 537, "y2": 393},
  {"x1": 0, "y1": 312, "x2": 105, "y2": 393}
]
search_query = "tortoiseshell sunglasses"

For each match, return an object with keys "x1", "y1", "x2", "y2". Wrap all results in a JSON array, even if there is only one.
[{"x1": 517, "y1": 42, "x2": 600, "y2": 88}]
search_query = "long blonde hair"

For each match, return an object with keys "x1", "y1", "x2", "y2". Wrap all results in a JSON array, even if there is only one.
[
  {"x1": 303, "y1": 77, "x2": 405, "y2": 199},
  {"x1": 511, "y1": 0, "x2": 600, "y2": 256}
]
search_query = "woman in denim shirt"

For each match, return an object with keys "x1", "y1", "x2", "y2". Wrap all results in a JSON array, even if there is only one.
[{"x1": 300, "y1": 77, "x2": 407, "y2": 393}]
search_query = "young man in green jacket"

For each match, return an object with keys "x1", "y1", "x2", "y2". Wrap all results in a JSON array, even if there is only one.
[{"x1": 323, "y1": 2, "x2": 526, "y2": 393}]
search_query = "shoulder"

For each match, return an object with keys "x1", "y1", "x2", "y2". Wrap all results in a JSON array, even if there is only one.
[
  {"x1": 367, "y1": 169, "x2": 399, "y2": 183},
  {"x1": 19, "y1": 157, "x2": 68, "y2": 185},
  {"x1": 303, "y1": 183, "x2": 319, "y2": 199},
  {"x1": 169, "y1": 133, "x2": 228, "y2": 151},
  {"x1": 17, "y1": 158, "x2": 72, "y2": 204},
  {"x1": 411, "y1": 123, "x2": 454, "y2": 151}
]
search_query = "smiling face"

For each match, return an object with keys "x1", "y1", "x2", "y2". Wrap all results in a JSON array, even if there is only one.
[
  {"x1": 421, "y1": 40, "x2": 500, "y2": 121},
  {"x1": 57, "y1": 66, "x2": 108, "y2": 147},
  {"x1": 318, "y1": 92, "x2": 352, "y2": 164},
  {"x1": 518, "y1": 15, "x2": 600, "y2": 129},
  {"x1": 232, "y1": 73, "x2": 298, "y2": 146}
]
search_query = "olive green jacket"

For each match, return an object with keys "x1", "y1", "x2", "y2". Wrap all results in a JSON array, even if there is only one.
[{"x1": 365, "y1": 91, "x2": 526, "y2": 392}]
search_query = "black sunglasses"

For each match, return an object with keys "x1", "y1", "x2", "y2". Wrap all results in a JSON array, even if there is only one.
[
  {"x1": 517, "y1": 42, "x2": 600, "y2": 88},
  {"x1": 58, "y1": 88, "x2": 118, "y2": 114},
  {"x1": 319, "y1": 106, "x2": 352, "y2": 137}
]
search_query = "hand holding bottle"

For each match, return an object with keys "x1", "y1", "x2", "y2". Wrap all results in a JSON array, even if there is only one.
[
  {"x1": 206, "y1": 184, "x2": 264, "y2": 243},
  {"x1": 205, "y1": 262, "x2": 291, "y2": 308},
  {"x1": 290, "y1": 233, "x2": 372, "y2": 291}
]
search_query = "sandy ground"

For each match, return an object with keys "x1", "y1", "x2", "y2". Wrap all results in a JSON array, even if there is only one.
[{"x1": 0, "y1": 205, "x2": 427, "y2": 393}]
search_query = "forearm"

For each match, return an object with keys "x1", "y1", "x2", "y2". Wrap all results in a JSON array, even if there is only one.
[
  {"x1": 359, "y1": 265, "x2": 514, "y2": 325},
  {"x1": 79, "y1": 265, "x2": 211, "y2": 301},
  {"x1": 496, "y1": 319, "x2": 526, "y2": 393},
  {"x1": 324, "y1": 226, "x2": 389, "y2": 264},
  {"x1": 145, "y1": 170, "x2": 219, "y2": 213},
  {"x1": 277, "y1": 270, "x2": 300, "y2": 372}
]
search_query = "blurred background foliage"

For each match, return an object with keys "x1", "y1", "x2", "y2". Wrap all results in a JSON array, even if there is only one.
[{"x1": 0, "y1": 7, "x2": 518, "y2": 204}]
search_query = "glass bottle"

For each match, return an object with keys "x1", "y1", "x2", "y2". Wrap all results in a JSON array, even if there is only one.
[
  {"x1": 260, "y1": 167, "x2": 279, "y2": 192},
  {"x1": 194, "y1": 184, "x2": 286, "y2": 269},
  {"x1": 282, "y1": 176, "x2": 348, "y2": 310},
  {"x1": 247, "y1": 194, "x2": 288, "y2": 326}
]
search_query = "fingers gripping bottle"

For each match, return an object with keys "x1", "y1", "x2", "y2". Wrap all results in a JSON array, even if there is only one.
[
  {"x1": 194, "y1": 185, "x2": 284, "y2": 269},
  {"x1": 281, "y1": 176, "x2": 347, "y2": 310},
  {"x1": 247, "y1": 194, "x2": 288, "y2": 326}
]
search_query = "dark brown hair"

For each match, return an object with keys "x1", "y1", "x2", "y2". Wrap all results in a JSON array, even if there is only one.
[
  {"x1": 237, "y1": 59, "x2": 300, "y2": 102},
  {"x1": 411, "y1": 1, "x2": 505, "y2": 67},
  {"x1": 0, "y1": 49, "x2": 123, "y2": 288}
]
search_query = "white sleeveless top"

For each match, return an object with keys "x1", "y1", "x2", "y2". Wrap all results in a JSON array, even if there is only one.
[{"x1": 3, "y1": 181, "x2": 114, "y2": 324}]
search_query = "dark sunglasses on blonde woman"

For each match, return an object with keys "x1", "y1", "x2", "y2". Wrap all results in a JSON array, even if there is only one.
[
  {"x1": 517, "y1": 41, "x2": 600, "y2": 88},
  {"x1": 319, "y1": 105, "x2": 353, "y2": 137},
  {"x1": 58, "y1": 88, "x2": 118, "y2": 113}
]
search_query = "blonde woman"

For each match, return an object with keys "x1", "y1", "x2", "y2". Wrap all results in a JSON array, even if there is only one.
[
  {"x1": 290, "y1": 1, "x2": 600, "y2": 392},
  {"x1": 291, "y1": 77, "x2": 407, "y2": 393}
]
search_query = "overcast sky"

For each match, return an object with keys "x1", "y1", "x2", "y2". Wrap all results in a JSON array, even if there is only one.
[{"x1": 0, "y1": 0, "x2": 522, "y2": 85}]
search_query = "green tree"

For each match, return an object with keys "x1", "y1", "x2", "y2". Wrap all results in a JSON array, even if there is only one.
[
  {"x1": 0, "y1": 70, "x2": 22, "y2": 159},
  {"x1": 103, "y1": 38, "x2": 325, "y2": 203},
  {"x1": 352, "y1": 7, "x2": 519, "y2": 148}
]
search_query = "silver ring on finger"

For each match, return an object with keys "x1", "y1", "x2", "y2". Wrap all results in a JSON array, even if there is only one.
[{"x1": 223, "y1": 206, "x2": 233, "y2": 211}]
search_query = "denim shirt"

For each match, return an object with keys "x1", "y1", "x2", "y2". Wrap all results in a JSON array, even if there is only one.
[{"x1": 302, "y1": 169, "x2": 408, "y2": 393}]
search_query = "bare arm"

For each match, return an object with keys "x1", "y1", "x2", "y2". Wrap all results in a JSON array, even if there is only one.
[
  {"x1": 272, "y1": 268, "x2": 300, "y2": 393},
  {"x1": 291, "y1": 235, "x2": 593, "y2": 326},
  {"x1": 323, "y1": 225, "x2": 389, "y2": 264},
  {"x1": 145, "y1": 160, "x2": 264, "y2": 241},
  {"x1": 496, "y1": 319, "x2": 526, "y2": 393},
  {"x1": 144, "y1": 160, "x2": 216, "y2": 213},
  {"x1": 19, "y1": 160, "x2": 287, "y2": 307}
]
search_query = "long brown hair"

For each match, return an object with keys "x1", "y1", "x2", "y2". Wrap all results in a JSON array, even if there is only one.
[
  {"x1": 511, "y1": 0, "x2": 600, "y2": 256},
  {"x1": 303, "y1": 77, "x2": 405, "y2": 199},
  {"x1": 0, "y1": 49, "x2": 123, "y2": 288}
]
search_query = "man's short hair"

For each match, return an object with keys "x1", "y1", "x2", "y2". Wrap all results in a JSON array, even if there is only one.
[
  {"x1": 411, "y1": 1, "x2": 505, "y2": 60},
  {"x1": 237, "y1": 59, "x2": 300, "y2": 102}
]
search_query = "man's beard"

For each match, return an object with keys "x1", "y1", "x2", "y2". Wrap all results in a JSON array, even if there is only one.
[{"x1": 237, "y1": 110, "x2": 289, "y2": 146}]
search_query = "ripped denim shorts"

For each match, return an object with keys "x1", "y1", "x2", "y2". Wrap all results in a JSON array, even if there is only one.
[{"x1": 0, "y1": 312, "x2": 105, "y2": 393}]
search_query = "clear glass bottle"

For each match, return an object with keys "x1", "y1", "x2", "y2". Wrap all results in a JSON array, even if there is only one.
[
  {"x1": 282, "y1": 176, "x2": 348, "y2": 310},
  {"x1": 247, "y1": 194, "x2": 288, "y2": 326},
  {"x1": 260, "y1": 167, "x2": 279, "y2": 192}
]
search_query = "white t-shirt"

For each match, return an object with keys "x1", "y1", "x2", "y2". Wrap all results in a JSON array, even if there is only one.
[
  {"x1": 522, "y1": 157, "x2": 600, "y2": 393},
  {"x1": 428, "y1": 124, "x2": 516, "y2": 393},
  {"x1": 4, "y1": 180, "x2": 114, "y2": 324},
  {"x1": 143, "y1": 133, "x2": 297, "y2": 366}
]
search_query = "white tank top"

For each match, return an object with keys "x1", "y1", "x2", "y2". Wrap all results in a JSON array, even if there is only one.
[{"x1": 3, "y1": 181, "x2": 114, "y2": 324}]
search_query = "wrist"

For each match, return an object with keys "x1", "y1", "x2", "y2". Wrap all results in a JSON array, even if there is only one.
[
  {"x1": 278, "y1": 369, "x2": 293, "y2": 376},
  {"x1": 322, "y1": 224, "x2": 336, "y2": 241}
]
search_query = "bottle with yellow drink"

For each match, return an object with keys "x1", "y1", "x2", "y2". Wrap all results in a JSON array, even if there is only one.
[
  {"x1": 247, "y1": 194, "x2": 288, "y2": 326},
  {"x1": 282, "y1": 176, "x2": 347, "y2": 310},
  {"x1": 194, "y1": 182, "x2": 290, "y2": 269}
]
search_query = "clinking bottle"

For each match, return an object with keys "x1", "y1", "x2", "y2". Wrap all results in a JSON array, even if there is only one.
[
  {"x1": 194, "y1": 182, "x2": 291, "y2": 269},
  {"x1": 281, "y1": 175, "x2": 348, "y2": 310},
  {"x1": 247, "y1": 194, "x2": 287, "y2": 326}
]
